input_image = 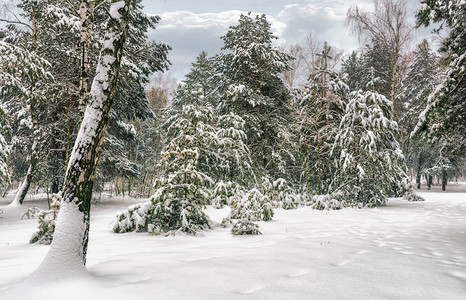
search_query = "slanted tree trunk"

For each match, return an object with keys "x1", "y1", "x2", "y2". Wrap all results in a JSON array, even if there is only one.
[
  {"x1": 32, "y1": 0, "x2": 132, "y2": 278},
  {"x1": 9, "y1": 139, "x2": 38, "y2": 206}
]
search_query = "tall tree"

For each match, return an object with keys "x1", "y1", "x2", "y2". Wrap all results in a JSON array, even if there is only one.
[
  {"x1": 331, "y1": 88, "x2": 407, "y2": 207},
  {"x1": 294, "y1": 42, "x2": 346, "y2": 193},
  {"x1": 0, "y1": 38, "x2": 52, "y2": 205},
  {"x1": 0, "y1": 104, "x2": 9, "y2": 189},
  {"x1": 413, "y1": 0, "x2": 466, "y2": 170},
  {"x1": 218, "y1": 13, "x2": 293, "y2": 180},
  {"x1": 33, "y1": 0, "x2": 134, "y2": 276}
]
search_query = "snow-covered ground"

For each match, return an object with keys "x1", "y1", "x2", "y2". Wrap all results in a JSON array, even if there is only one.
[{"x1": 1, "y1": 184, "x2": 465, "y2": 299}]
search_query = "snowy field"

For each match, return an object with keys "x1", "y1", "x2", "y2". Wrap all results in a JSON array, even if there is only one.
[{"x1": 1, "y1": 184, "x2": 465, "y2": 300}]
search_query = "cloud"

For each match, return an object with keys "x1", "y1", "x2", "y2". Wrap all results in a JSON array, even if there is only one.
[
  {"x1": 148, "y1": 10, "x2": 287, "y2": 80},
  {"x1": 158, "y1": 10, "x2": 285, "y2": 36},
  {"x1": 145, "y1": 0, "x2": 429, "y2": 81},
  {"x1": 274, "y1": 1, "x2": 372, "y2": 50}
]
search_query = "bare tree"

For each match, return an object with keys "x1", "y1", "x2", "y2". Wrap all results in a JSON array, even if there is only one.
[
  {"x1": 281, "y1": 44, "x2": 305, "y2": 88},
  {"x1": 346, "y1": 0, "x2": 413, "y2": 120}
]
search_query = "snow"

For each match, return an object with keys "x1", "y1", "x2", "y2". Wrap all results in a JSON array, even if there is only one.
[
  {"x1": 109, "y1": 1, "x2": 126, "y2": 20},
  {"x1": 1, "y1": 185, "x2": 466, "y2": 299}
]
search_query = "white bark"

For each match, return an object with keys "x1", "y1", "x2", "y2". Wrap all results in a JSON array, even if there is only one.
[{"x1": 31, "y1": 0, "x2": 132, "y2": 279}]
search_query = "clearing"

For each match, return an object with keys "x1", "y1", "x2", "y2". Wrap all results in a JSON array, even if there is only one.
[{"x1": 1, "y1": 184, "x2": 465, "y2": 299}]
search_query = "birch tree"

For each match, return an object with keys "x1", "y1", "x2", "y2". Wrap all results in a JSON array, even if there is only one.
[
  {"x1": 346, "y1": 0, "x2": 413, "y2": 121},
  {"x1": 33, "y1": 0, "x2": 132, "y2": 275}
]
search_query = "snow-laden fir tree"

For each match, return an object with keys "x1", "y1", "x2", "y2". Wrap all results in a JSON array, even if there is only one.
[
  {"x1": 215, "y1": 112, "x2": 255, "y2": 187},
  {"x1": 173, "y1": 51, "x2": 219, "y2": 107},
  {"x1": 413, "y1": 0, "x2": 466, "y2": 189},
  {"x1": 330, "y1": 89, "x2": 408, "y2": 207},
  {"x1": 0, "y1": 105, "x2": 10, "y2": 188},
  {"x1": 218, "y1": 13, "x2": 293, "y2": 179},
  {"x1": 231, "y1": 219, "x2": 261, "y2": 235},
  {"x1": 229, "y1": 188, "x2": 274, "y2": 221},
  {"x1": 173, "y1": 51, "x2": 255, "y2": 188},
  {"x1": 0, "y1": 39, "x2": 52, "y2": 205},
  {"x1": 400, "y1": 40, "x2": 441, "y2": 186},
  {"x1": 114, "y1": 104, "x2": 216, "y2": 235}
]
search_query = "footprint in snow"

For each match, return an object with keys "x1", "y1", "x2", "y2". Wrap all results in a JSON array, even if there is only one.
[
  {"x1": 287, "y1": 270, "x2": 311, "y2": 277},
  {"x1": 449, "y1": 271, "x2": 466, "y2": 282},
  {"x1": 335, "y1": 260, "x2": 350, "y2": 266},
  {"x1": 376, "y1": 241, "x2": 387, "y2": 247},
  {"x1": 390, "y1": 246, "x2": 403, "y2": 251},
  {"x1": 239, "y1": 286, "x2": 264, "y2": 294}
]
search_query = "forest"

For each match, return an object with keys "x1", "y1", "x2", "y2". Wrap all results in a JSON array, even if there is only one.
[{"x1": 0, "y1": 0, "x2": 465, "y2": 299}]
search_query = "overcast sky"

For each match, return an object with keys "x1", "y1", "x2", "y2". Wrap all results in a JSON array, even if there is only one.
[{"x1": 142, "y1": 0, "x2": 431, "y2": 81}]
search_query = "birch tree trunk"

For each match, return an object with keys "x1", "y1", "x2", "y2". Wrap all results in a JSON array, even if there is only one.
[
  {"x1": 9, "y1": 140, "x2": 38, "y2": 206},
  {"x1": 78, "y1": 0, "x2": 94, "y2": 112},
  {"x1": 32, "y1": 0, "x2": 132, "y2": 277}
]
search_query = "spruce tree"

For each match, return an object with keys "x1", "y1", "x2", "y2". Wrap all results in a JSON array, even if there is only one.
[
  {"x1": 114, "y1": 104, "x2": 215, "y2": 235},
  {"x1": 331, "y1": 89, "x2": 407, "y2": 207}
]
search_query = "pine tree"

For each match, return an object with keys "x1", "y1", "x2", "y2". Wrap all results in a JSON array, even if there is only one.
[
  {"x1": 0, "y1": 38, "x2": 52, "y2": 204},
  {"x1": 400, "y1": 40, "x2": 441, "y2": 186},
  {"x1": 173, "y1": 51, "x2": 218, "y2": 107},
  {"x1": 173, "y1": 51, "x2": 255, "y2": 187},
  {"x1": 218, "y1": 13, "x2": 293, "y2": 179},
  {"x1": 114, "y1": 104, "x2": 215, "y2": 235},
  {"x1": 413, "y1": 0, "x2": 466, "y2": 189},
  {"x1": 331, "y1": 89, "x2": 407, "y2": 207}
]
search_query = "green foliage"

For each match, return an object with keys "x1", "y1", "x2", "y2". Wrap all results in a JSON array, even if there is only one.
[
  {"x1": 0, "y1": 106, "x2": 10, "y2": 186},
  {"x1": 29, "y1": 193, "x2": 61, "y2": 244},
  {"x1": 230, "y1": 188, "x2": 274, "y2": 221},
  {"x1": 414, "y1": 0, "x2": 466, "y2": 157},
  {"x1": 231, "y1": 219, "x2": 261, "y2": 235},
  {"x1": 218, "y1": 13, "x2": 293, "y2": 178},
  {"x1": 331, "y1": 90, "x2": 407, "y2": 207}
]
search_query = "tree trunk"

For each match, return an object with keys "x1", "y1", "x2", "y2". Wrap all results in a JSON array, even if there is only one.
[
  {"x1": 51, "y1": 179, "x2": 59, "y2": 194},
  {"x1": 441, "y1": 147, "x2": 446, "y2": 191},
  {"x1": 416, "y1": 169, "x2": 421, "y2": 189},
  {"x1": 1, "y1": 182, "x2": 10, "y2": 198},
  {"x1": 32, "y1": 0, "x2": 132, "y2": 278},
  {"x1": 9, "y1": 139, "x2": 38, "y2": 206},
  {"x1": 442, "y1": 169, "x2": 446, "y2": 191},
  {"x1": 78, "y1": 0, "x2": 94, "y2": 113}
]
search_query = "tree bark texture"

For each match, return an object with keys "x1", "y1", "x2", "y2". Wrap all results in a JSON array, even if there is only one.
[{"x1": 33, "y1": 0, "x2": 132, "y2": 278}]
